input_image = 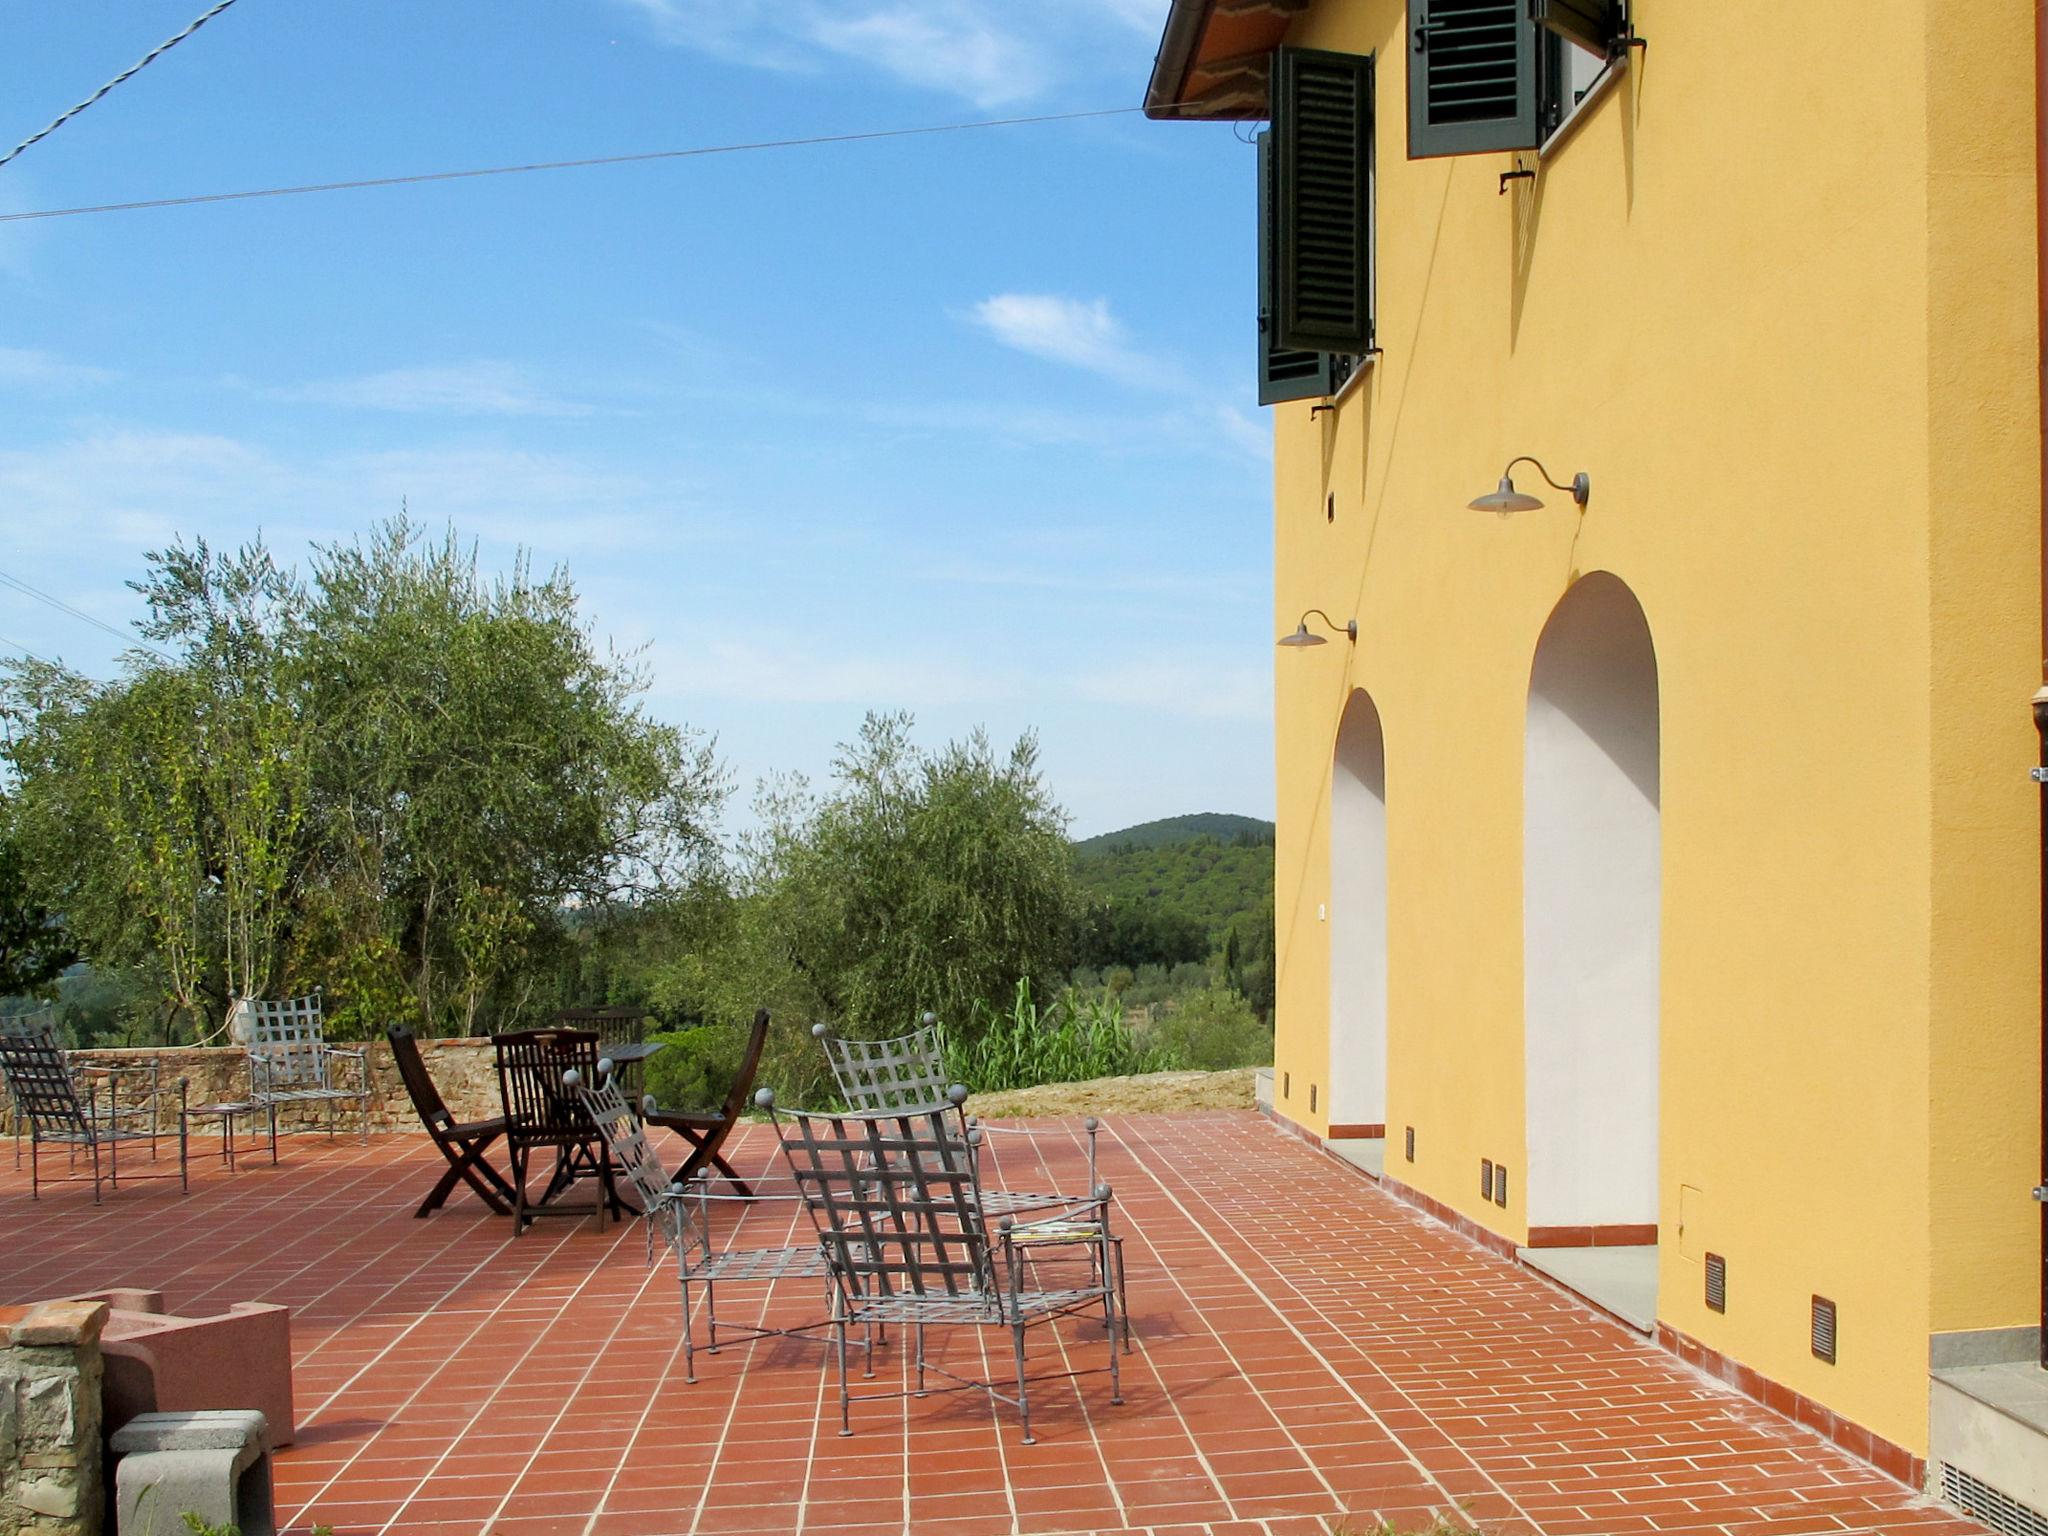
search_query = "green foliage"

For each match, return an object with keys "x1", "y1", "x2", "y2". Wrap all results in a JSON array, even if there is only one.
[
  {"x1": 1149, "y1": 985, "x2": 1271, "y2": 1071},
  {"x1": 641, "y1": 1021, "x2": 746, "y2": 1112},
  {"x1": 0, "y1": 518, "x2": 726, "y2": 1041},
  {"x1": 667, "y1": 713, "x2": 1087, "y2": 1100},
  {"x1": 0, "y1": 815, "x2": 77, "y2": 998},
  {"x1": 944, "y1": 979, "x2": 1169, "y2": 1093},
  {"x1": 1073, "y1": 831, "x2": 1273, "y2": 968},
  {"x1": 1072, "y1": 813, "x2": 1273, "y2": 853}
]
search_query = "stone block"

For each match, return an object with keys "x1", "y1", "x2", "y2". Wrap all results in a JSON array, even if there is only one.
[{"x1": 112, "y1": 1410, "x2": 273, "y2": 1536}]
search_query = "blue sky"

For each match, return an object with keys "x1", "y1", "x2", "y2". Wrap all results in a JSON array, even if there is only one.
[{"x1": 0, "y1": 1, "x2": 1269, "y2": 840}]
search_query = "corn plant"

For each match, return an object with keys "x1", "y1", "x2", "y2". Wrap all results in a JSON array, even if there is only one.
[{"x1": 942, "y1": 978, "x2": 1176, "y2": 1092}]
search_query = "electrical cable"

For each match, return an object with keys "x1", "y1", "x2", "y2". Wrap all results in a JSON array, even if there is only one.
[
  {"x1": 0, "y1": 0, "x2": 243, "y2": 171},
  {"x1": 0, "y1": 632, "x2": 59, "y2": 667},
  {"x1": 0, "y1": 105, "x2": 1143, "y2": 223},
  {"x1": 0, "y1": 569, "x2": 174, "y2": 663}
]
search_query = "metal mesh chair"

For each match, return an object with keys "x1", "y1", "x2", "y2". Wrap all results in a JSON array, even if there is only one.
[
  {"x1": 760, "y1": 1090, "x2": 1124, "y2": 1444},
  {"x1": 243, "y1": 991, "x2": 369, "y2": 1159},
  {"x1": 0, "y1": 1016, "x2": 185, "y2": 1202},
  {"x1": 565, "y1": 1059, "x2": 832, "y2": 1381},
  {"x1": 812, "y1": 1017, "x2": 1101, "y2": 1217}
]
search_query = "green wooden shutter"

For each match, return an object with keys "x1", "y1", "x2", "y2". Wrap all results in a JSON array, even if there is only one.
[
  {"x1": 1531, "y1": 0, "x2": 1622, "y2": 56},
  {"x1": 1273, "y1": 47, "x2": 1374, "y2": 357},
  {"x1": 1257, "y1": 129, "x2": 1339, "y2": 406},
  {"x1": 1407, "y1": 0, "x2": 1540, "y2": 159}
]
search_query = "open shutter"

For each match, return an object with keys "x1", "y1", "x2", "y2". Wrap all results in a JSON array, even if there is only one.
[
  {"x1": 1531, "y1": 0, "x2": 1622, "y2": 56},
  {"x1": 1407, "y1": 0, "x2": 1540, "y2": 159},
  {"x1": 1273, "y1": 47, "x2": 1374, "y2": 357},
  {"x1": 1257, "y1": 129, "x2": 1339, "y2": 405}
]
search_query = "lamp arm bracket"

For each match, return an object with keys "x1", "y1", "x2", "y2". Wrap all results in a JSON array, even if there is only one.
[
  {"x1": 1502, "y1": 456, "x2": 1592, "y2": 507},
  {"x1": 1296, "y1": 608, "x2": 1358, "y2": 642}
]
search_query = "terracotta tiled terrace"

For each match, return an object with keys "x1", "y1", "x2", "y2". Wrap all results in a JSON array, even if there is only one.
[{"x1": 1, "y1": 1111, "x2": 1985, "y2": 1536}]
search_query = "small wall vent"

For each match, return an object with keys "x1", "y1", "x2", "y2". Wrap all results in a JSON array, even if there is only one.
[
  {"x1": 1704, "y1": 1253, "x2": 1726, "y2": 1313},
  {"x1": 1480, "y1": 1159, "x2": 1494, "y2": 1199},
  {"x1": 1308, "y1": 1084, "x2": 1317, "y2": 1113},
  {"x1": 1492, "y1": 1164, "x2": 1508, "y2": 1207},
  {"x1": 1283, "y1": 1071, "x2": 1290, "y2": 1099},
  {"x1": 1810, "y1": 1296, "x2": 1837, "y2": 1364},
  {"x1": 1404, "y1": 1126, "x2": 1415, "y2": 1162},
  {"x1": 1939, "y1": 1463, "x2": 2048, "y2": 1536}
]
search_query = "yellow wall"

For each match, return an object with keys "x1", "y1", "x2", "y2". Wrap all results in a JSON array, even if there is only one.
[{"x1": 1266, "y1": 0, "x2": 2040, "y2": 1455}]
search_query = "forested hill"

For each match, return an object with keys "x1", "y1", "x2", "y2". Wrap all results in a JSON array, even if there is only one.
[
  {"x1": 1073, "y1": 813, "x2": 1274, "y2": 855},
  {"x1": 1070, "y1": 815, "x2": 1275, "y2": 949}
]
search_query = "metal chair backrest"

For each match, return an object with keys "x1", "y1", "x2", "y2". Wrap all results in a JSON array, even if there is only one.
[
  {"x1": 814, "y1": 1016, "x2": 952, "y2": 1113},
  {"x1": 385, "y1": 1024, "x2": 452, "y2": 1132},
  {"x1": 0, "y1": 1017, "x2": 89, "y2": 1138},
  {"x1": 773, "y1": 1102, "x2": 995, "y2": 1305},
  {"x1": 567, "y1": 1062, "x2": 709, "y2": 1267},
  {"x1": 494, "y1": 1029, "x2": 600, "y2": 1139},
  {"x1": 245, "y1": 992, "x2": 327, "y2": 1091},
  {"x1": 553, "y1": 1006, "x2": 649, "y2": 1052}
]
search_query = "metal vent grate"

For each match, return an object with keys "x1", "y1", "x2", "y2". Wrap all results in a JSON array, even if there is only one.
[
  {"x1": 1939, "y1": 1463, "x2": 2048, "y2": 1536},
  {"x1": 1283, "y1": 1071, "x2": 1290, "y2": 1099},
  {"x1": 1308, "y1": 1084, "x2": 1317, "y2": 1113},
  {"x1": 1704, "y1": 1253, "x2": 1726, "y2": 1313},
  {"x1": 1481, "y1": 1158, "x2": 1494, "y2": 1199},
  {"x1": 1404, "y1": 1126, "x2": 1415, "y2": 1162},
  {"x1": 1492, "y1": 1164, "x2": 1508, "y2": 1207},
  {"x1": 1810, "y1": 1296, "x2": 1837, "y2": 1364}
]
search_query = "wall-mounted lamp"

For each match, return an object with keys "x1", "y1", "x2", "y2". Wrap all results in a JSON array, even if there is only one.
[
  {"x1": 1468, "y1": 457, "x2": 1591, "y2": 514},
  {"x1": 1278, "y1": 609, "x2": 1357, "y2": 648}
]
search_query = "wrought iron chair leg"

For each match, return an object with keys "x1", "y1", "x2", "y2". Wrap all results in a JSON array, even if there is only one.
[
  {"x1": 1011, "y1": 1319, "x2": 1034, "y2": 1445},
  {"x1": 836, "y1": 1311, "x2": 852, "y2": 1437},
  {"x1": 28, "y1": 1131, "x2": 38, "y2": 1201},
  {"x1": 681, "y1": 1274, "x2": 697, "y2": 1383},
  {"x1": 915, "y1": 1323, "x2": 926, "y2": 1397},
  {"x1": 1116, "y1": 1241, "x2": 1131, "y2": 1353},
  {"x1": 706, "y1": 1279, "x2": 719, "y2": 1355},
  {"x1": 90, "y1": 1135, "x2": 104, "y2": 1205}
]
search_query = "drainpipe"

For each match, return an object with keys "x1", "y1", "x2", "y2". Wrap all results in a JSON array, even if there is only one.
[{"x1": 2034, "y1": 0, "x2": 2048, "y2": 1373}]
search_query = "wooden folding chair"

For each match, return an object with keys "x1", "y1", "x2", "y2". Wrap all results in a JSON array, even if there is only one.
[{"x1": 386, "y1": 1024, "x2": 516, "y2": 1217}]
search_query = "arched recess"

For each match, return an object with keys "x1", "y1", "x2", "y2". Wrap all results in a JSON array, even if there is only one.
[
  {"x1": 1524, "y1": 573, "x2": 1661, "y2": 1237},
  {"x1": 1329, "y1": 690, "x2": 1388, "y2": 1135}
]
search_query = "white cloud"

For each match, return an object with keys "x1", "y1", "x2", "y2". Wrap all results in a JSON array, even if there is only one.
[
  {"x1": 609, "y1": 0, "x2": 1140, "y2": 106},
  {"x1": 277, "y1": 361, "x2": 589, "y2": 417},
  {"x1": 968, "y1": 293, "x2": 1163, "y2": 387},
  {"x1": 0, "y1": 347, "x2": 115, "y2": 390}
]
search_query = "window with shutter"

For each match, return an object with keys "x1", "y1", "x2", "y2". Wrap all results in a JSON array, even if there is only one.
[
  {"x1": 1531, "y1": 0, "x2": 1624, "y2": 57},
  {"x1": 1407, "y1": 0, "x2": 1540, "y2": 159},
  {"x1": 1273, "y1": 47, "x2": 1375, "y2": 358},
  {"x1": 1257, "y1": 129, "x2": 1342, "y2": 406}
]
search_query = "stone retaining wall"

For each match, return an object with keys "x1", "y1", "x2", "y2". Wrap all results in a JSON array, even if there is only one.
[
  {"x1": 1, "y1": 1038, "x2": 500, "y2": 1138},
  {"x1": 0, "y1": 1299, "x2": 105, "y2": 1536}
]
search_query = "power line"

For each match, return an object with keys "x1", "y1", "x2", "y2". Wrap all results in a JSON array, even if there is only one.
[
  {"x1": 0, "y1": 570, "x2": 174, "y2": 663},
  {"x1": 0, "y1": 0, "x2": 243, "y2": 172},
  {"x1": 0, "y1": 632, "x2": 59, "y2": 668},
  {"x1": 0, "y1": 106, "x2": 1142, "y2": 224}
]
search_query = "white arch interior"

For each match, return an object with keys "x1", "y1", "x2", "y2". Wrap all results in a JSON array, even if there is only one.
[
  {"x1": 1524, "y1": 574, "x2": 1661, "y2": 1232},
  {"x1": 1329, "y1": 690, "x2": 1388, "y2": 1132}
]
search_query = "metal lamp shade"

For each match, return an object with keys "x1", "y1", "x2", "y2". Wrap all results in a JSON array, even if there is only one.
[
  {"x1": 1277, "y1": 622, "x2": 1327, "y2": 648},
  {"x1": 1469, "y1": 476, "x2": 1546, "y2": 514}
]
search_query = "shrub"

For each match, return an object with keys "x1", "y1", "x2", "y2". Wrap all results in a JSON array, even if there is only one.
[
  {"x1": 1149, "y1": 985, "x2": 1270, "y2": 1071},
  {"x1": 642, "y1": 1021, "x2": 747, "y2": 1112}
]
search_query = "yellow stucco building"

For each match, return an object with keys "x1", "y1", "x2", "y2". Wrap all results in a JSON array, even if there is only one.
[{"x1": 1148, "y1": 0, "x2": 2046, "y2": 1515}]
